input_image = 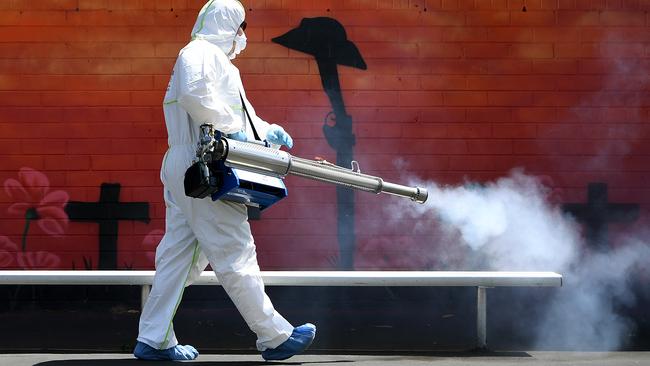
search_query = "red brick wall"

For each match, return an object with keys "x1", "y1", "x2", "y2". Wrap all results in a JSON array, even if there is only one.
[{"x1": 1, "y1": 0, "x2": 648, "y2": 270}]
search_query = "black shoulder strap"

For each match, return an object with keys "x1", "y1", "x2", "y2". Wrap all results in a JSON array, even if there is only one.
[{"x1": 239, "y1": 92, "x2": 261, "y2": 141}]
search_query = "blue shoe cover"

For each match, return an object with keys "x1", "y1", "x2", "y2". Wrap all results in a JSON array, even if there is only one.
[
  {"x1": 261, "y1": 323, "x2": 316, "y2": 361},
  {"x1": 133, "y1": 341, "x2": 199, "y2": 360}
]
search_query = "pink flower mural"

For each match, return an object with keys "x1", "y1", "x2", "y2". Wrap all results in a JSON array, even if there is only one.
[
  {"x1": 141, "y1": 229, "x2": 164, "y2": 268},
  {"x1": 0, "y1": 235, "x2": 61, "y2": 269},
  {"x1": 0, "y1": 236, "x2": 17, "y2": 267},
  {"x1": 16, "y1": 251, "x2": 61, "y2": 269},
  {"x1": 4, "y1": 167, "x2": 69, "y2": 251}
]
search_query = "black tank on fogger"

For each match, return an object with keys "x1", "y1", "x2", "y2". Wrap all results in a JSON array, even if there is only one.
[{"x1": 185, "y1": 124, "x2": 428, "y2": 210}]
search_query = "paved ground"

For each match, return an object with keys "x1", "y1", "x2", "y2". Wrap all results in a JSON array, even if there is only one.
[{"x1": 2, "y1": 352, "x2": 649, "y2": 366}]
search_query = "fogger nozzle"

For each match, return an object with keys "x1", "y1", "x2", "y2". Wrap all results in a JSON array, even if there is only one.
[{"x1": 218, "y1": 137, "x2": 428, "y2": 204}]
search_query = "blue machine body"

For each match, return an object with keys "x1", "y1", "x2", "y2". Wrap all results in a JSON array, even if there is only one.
[{"x1": 210, "y1": 160, "x2": 287, "y2": 211}]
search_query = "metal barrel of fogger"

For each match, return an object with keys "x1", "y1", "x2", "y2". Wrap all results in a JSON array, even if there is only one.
[{"x1": 220, "y1": 138, "x2": 428, "y2": 203}]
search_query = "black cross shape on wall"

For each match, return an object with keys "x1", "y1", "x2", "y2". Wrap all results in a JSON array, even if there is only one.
[
  {"x1": 562, "y1": 182, "x2": 639, "y2": 251},
  {"x1": 65, "y1": 183, "x2": 150, "y2": 269}
]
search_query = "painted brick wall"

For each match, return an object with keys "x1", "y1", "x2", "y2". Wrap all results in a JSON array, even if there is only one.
[{"x1": 0, "y1": 0, "x2": 649, "y2": 270}]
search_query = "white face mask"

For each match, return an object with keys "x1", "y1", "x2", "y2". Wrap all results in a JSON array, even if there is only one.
[{"x1": 228, "y1": 32, "x2": 247, "y2": 60}]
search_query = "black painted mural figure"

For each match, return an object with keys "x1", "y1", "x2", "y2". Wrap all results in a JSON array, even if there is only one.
[
  {"x1": 273, "y1": 17, "x2": 367, "y2": 269},
  {"x1": 563, "y1": 182, "x2": 639, "y2": 251},
  {"x1": 65, "y1": 183, "x2": 150, "y2": 270}
]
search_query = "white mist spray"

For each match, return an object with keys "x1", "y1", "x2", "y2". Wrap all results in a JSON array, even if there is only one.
[
  {"x1": 536, "y1": 240, "x2": 650, "y2": 350},
  {"x1": 380, "y1": 168, "x2": 648, "y2": 350},
  {"x1": 421, "y1": 170, "x2": 580, "y2": 271}
]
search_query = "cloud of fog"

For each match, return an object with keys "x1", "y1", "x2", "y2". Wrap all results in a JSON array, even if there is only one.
[
  {"x1": 377, "y1": 168, "x2": 648, "y2": 350},
  {"x1": 536, "y1": 239, "x2": 649, "y2": 350},
  {"x1": 421, "y1": 170, "x2": 580, "y2": 271}
]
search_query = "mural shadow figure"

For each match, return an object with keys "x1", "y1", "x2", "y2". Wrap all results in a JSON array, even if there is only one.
[
  {"x1": 272, "y1": 17, "x2": 366, "y2": 270},
  {"x1": 65, "y1": 183, "x2": 150, "y2": 270},
  {"x1": 562, "y1": 182, "x2": 639, "y2": 252}
]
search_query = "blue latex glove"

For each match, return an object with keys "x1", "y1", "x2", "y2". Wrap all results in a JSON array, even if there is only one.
[
  {"x1": 227, "y1": 130, "x2": 247, "y2": 142},
  {"x1": 266, "y1": 124, "x2": 293, "y2": 149}
]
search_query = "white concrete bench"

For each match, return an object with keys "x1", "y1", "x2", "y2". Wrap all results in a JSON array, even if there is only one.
[{"x1": 0, "y1": 270, "x2": 562, "y2": 349}]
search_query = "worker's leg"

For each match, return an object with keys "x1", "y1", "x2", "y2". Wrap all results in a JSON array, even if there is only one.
[
  {"x1": 190, "y1": 199, "x2": 294, "y2": 351},
  {"x1": 137, "y1": 187, "x2": 204, "y2": 350}
]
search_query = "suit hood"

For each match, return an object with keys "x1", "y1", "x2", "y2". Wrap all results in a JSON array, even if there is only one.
[{"x1": 190, "y1": 0, "x2": 245, "y2": 55}]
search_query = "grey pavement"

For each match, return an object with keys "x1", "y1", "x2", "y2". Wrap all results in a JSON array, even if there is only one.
[{"x1": 1, "y1": 352, "x2": 649, "y2": 366}]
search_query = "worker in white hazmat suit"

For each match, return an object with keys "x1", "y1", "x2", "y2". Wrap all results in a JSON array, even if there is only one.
[{"x1": 134, "y1": 0, "x2": 315, "y2": 361}]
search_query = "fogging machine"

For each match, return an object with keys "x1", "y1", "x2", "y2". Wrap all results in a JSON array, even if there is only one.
[{"x1": 184, "y1": 124, "x2": 428, "y2": 211}]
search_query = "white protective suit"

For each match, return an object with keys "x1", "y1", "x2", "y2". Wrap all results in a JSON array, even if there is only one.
[{"x1": 137, "y1": 0, "x2": 294, "y2": 352}]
